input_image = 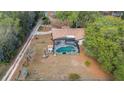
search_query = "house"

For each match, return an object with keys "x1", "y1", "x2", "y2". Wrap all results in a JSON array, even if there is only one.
[
  {"x1": 101, "y1": 11, "x2": 112, "y2": 15},
  {"x1": 112, "y1": 11, "x2": 123, "y2": 17},
  {"x1": 45, "y1": 11, "x2": 56, "y2": 17},
  {"x1": 52, "y1": 28, "x2": 85, "y2": 45},
  {"x1": 101, "y1": 11, "x2": 123, "y2": 17},
  {"x1": 51, "y1": 28, "x2": 85, "y2": 54}
]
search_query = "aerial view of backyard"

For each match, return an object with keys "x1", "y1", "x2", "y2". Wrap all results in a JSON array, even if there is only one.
[
  {"x1": 0, "y1": 11, "x2": 124, "y2": 81},
  {"x1": 25, "y1": 35, "x2": 111, "y2": 80}
]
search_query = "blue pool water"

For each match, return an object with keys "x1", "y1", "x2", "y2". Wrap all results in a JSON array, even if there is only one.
[{"x1": 56, "y1": 46, "x2": 76, "y2": 54}]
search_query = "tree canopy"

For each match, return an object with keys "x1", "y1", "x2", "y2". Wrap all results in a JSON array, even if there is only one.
[
  {"x1": 56, "y1": 11, "x2": 101, "y2": 28},
  {"x1": 84, "y1": 16, "x2": 124, "y2": 80},
  {"x1": 0, "y1": 11, "x2": 45, "y2": 62},
  {"x1": 56, "y1": 11, "x2": 124, "y2": 80}
]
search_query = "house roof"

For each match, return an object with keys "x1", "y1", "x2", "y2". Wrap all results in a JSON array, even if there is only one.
[{"x1": 52, "y1": 28, "x2": 85, "y2": 40}]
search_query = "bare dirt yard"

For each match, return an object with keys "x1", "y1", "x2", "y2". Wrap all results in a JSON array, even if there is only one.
[{"x1": 21, "y1": 34, "x2": 113, "y2": 81}]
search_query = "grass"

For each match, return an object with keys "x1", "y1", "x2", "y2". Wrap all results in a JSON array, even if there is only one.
[
  {"x1": 0, "y1": 62, "x2": 11, "y2": 79},
  {"x1": 0, "y1": 61, "x2": 10, "y2": 65},
  {"x1": 69, "y1": 73, "x2": 80, "y2": 80},
  {"x1": 85, "y1": 61, "x2": 91, "y2": 67}
]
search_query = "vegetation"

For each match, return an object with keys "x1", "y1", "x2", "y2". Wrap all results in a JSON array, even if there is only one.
[
  {"x1": 42, "y1": 16, "x2": 50, "y2": 25},
  {"x1": 84, "y1": 16, "x2": 124, "y2": 80},
  {"x1": 56, "y1": 11, "x2": 101, "y2": 28},
  {"x1": 1, "y1": 11, "x2": 124, "y2": 80},
  {"x1": 57, "y1": 11, "x2": 124, "y2": 80},
  {"x1": 0, "y1": 11, "x2": 45, "y2": 63},
  {"x1": 85, "y1": 61, "x2": 91, "y2": 67},
  {"x1": 69, "y1": 73, "x2": 80, "y2": 80},
  {"x1": 25, "y1": 48, "x2": 35, "y2": 63}
]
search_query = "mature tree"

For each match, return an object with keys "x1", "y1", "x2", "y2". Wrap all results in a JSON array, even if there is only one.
[
  {"x1": 56, "y1": 11, "x2": 79, "y2": 27},
  {"x1": 0, "y1": 11, "x2": 45, "y2": 63},
  {"x1": 56, "y1": 11, "x2": 101, "y2": 28},
  {"x1": 77, "y1": 11, "x2": 102, "y2": 27},
  {"x1": 84, "y1": 16, "x2": 124, "y2": 80}
]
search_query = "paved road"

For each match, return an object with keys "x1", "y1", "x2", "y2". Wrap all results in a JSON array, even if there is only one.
[{"x1": 2, "y1": 19, "x2": 42, "y2": 81}]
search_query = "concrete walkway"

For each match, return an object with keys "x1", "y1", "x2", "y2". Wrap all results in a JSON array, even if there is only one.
[{"x1": 35, "y1": 31, "x2": 52, "y2": 35}]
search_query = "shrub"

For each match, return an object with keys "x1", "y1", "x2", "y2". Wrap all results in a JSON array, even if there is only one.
[
  {"x1": 85, "y1": 61, "x2": 91, "y2": 67},
  {"x1": 69, "y1": 73, "x2": 80, "y2": 80},
  {"x1": 42, "y1": 16, "x2": 50, "y2": 25}
]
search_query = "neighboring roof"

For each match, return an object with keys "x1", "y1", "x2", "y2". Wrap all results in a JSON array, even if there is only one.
[{"x1": 52, "y1": 28, "x2": 85, "y2": 40}]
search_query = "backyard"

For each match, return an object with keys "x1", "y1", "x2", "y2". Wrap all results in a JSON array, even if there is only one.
[
  {"x1": 1, "y1": 11, "x2": 124, "y2": 81},
  {"x1": 21, "y1": 34, "x2": 112, "y2": 80}
]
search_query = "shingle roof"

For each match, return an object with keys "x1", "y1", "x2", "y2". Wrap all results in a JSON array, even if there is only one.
[{"x1": 52, "y1": 28, "x2": 85, "y2": 40}]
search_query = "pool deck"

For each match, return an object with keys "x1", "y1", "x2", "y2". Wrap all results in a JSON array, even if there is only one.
[{"x1": 53, "y1": 39, "x2": 79, "y2": 54}]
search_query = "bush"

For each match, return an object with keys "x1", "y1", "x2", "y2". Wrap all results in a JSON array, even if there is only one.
[
  {"x1": 69, "y1": 73, "x2": 80, "y2": 80},
  {"x1": 85, "y1": 61, "x2": 91, "y2": 67},
  {"x1": 42, "y1": 16, "x2": 50, "y2": 25}
]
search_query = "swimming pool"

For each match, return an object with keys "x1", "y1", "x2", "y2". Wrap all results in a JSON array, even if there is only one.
[
  {"x1": 56, "y1": 46, "x2": 77, "y2": 54},
  {"x1": 53, "y1": 38, "x2": 79, "y2": 55}
]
